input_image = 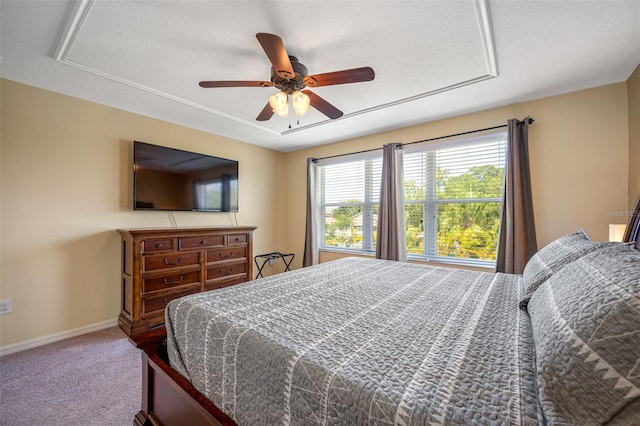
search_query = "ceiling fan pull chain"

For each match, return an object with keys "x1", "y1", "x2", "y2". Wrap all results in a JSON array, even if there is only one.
[{"x1": 288, "y1": 94, "x2": 293, "y2": 128}]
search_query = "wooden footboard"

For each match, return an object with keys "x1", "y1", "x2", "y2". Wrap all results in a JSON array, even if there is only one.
[{"x1": 131, "y1": 329, "x2": 236, "y2": 426}]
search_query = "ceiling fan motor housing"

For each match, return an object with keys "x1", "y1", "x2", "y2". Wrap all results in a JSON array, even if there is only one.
[{"x1": 271, "y1": 56, "x2": 312, "y2": 93}]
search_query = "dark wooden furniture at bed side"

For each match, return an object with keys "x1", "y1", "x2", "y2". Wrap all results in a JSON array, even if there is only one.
[
  {"x1": 132, "y1": 328, "x2": 236, "y2": 426},
  {"x1": 623, "y1": 195, "x2": 640, "y2": 244},
  {"x1": 129, "y1": 194, "x2": 640, "y2": 426},
  {"x1": 118, "y1": 226, "x2": 256, "y2": 337}
]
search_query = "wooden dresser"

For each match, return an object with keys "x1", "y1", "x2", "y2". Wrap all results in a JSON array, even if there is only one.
[{"x1": 117, "y1": 226, "x2": 256, "y2": 337}]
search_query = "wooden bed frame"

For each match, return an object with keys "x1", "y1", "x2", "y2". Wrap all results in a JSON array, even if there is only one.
[
  {"x1": 130, "y1": 328, "x2": 235, "y2": 426},
  {"x1": 129, "y1": 195, "x2": 640, "y2": 426}
]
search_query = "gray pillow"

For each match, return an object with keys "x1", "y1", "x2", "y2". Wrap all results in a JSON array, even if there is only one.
[
  {"x1": 527, "y1": 243, "x2": 640, "y2": 425},
  {"x1": 522, "y1": 229, "x2": 601, "y2": 299}
]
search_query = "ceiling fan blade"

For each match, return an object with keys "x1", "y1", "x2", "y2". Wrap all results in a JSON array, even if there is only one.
[
  {"x1": 256, "y1": 33, "x2": 295, "y2": 79},
  {"x1": 199, "y1": 81, "x2": 273, "y2": 88},
  {"x1": 256, "y1": 102, "x2": 274, "y2": 121},
  {"x1": 303, "y1": 67, "x2": 375, "y2": 87},
  {"x1": 303, "y1": 90, "x2": 343, "y2": 119}
]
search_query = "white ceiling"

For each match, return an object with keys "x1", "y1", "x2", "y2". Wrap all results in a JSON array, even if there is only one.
[{"x1": 1, "y1": 0, "x2": 639, "y2": 152}]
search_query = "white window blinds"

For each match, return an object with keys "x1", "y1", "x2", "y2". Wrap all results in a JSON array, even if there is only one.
[
  {"x1": 317, "y1": 154, "x2": 382, "y2": 252},
  {"x1": 313, "y1": 130, "x2": 507, "y2": 265},
  {"x1": 403, "y1": 131, "x2": 507, "y2": 265}
]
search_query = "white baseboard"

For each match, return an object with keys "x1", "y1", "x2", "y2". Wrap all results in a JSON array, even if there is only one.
[{"x1": 0, "y1": 318, "x2": 119, "y2": 357}]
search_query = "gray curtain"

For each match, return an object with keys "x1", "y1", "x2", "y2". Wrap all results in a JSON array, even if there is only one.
[
  {"x1": 496, "y1": 118, "x2": 537, "y2": 274},
  {"x1": 303, "y1": 158, "x2": 319, "y2": 267},
  {"x1": 376, "y1": 143, "x2": 407, "y2": 261}
]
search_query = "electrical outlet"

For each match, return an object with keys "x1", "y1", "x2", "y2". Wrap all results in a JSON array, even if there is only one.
[
  {"x1": 0, "y1": 299, "x2": 12, "y2": 315},
  {"x1": 269, "y1": 256, "x2": 275, "y2": 266}
]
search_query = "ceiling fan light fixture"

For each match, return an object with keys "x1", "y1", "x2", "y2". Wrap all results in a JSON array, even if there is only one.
[
  {"x1": 269, "y1": 91, "x2": 289, "y2": 117},
  {"x1": 292, "y1": 90, "x2": 310, "y2": 116}
]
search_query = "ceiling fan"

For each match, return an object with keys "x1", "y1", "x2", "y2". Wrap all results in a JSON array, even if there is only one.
[{"x1": 199, "y1": 33, "x2": 375, "y2": 123}]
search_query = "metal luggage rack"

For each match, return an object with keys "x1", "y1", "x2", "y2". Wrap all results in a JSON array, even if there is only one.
[{"x1": 254, "y1": 252, "x2": 295, "y2": 279}]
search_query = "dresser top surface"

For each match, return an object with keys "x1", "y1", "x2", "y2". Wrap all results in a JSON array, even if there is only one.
[{"x1": 117, "y1": 226, "x2": 257, "y2": 237}]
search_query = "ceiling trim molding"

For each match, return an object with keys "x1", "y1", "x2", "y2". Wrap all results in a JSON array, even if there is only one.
[
  {"x1": 58, "y1": 55, "x2": 284, "y2": 135},
  {"x1": 53, "y1": 0, "x2": 498, "y2": 139},
  {"x1": 53, "y1": 0, "x2": 93, "y2": 62},
  {"x1": 282, "y1": 74, "x2": 496, "y2": 135},
  {"x1": 475, "y1": 0, "x2": 499, "y2": 76}
]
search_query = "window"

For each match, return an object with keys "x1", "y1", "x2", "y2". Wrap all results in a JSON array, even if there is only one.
[
  {"x1": 317, "y1": 154, "x2": 382, "y2": 252},
  {"x1": 315, "y1": 130, "x2": 506, "y2": 266},
  {"x1": 403, "y1": 131, "x2": 506, "y2": 265}
]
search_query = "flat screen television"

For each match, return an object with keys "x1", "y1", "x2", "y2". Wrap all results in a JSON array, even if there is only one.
[{"x1": 133, "y1": 141, "x2": 238, "y2": 212}]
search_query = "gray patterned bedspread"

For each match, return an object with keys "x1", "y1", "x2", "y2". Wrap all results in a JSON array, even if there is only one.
[{"x1": 166, "y1": 257, "x2": 541, "y2": 425}]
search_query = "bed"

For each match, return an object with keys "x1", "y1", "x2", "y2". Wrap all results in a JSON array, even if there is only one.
[{"x1": 131, "y1": 197, "x2": 640, "y2": 426}]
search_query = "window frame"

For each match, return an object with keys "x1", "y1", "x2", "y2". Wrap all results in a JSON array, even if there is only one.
[
  {"x1": 316, "y1": 152, "x2": 382, "y2": 254},
  {"x1": 314, "y1": 130, "x2": 507, "y2": 267},
  {"x1": 402, "y1": 130, "x2": 507, "y2": 268}
]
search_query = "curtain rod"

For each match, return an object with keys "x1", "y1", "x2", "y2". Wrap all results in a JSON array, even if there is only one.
[{"x1": 314, "y1": 117, "x2": 534, "y2": 161}]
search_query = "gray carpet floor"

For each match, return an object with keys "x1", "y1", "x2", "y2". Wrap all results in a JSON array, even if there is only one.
[{"x1": 0, "y1": 326, "x2": 141, "y2": 426}]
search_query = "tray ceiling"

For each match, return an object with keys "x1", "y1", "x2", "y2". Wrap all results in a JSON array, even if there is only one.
[{"x1": 1, "y1": 0, "x2": 639, "y2": 152}]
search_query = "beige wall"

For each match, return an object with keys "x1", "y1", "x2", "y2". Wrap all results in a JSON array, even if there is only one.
[
  {"x1": 1, "y1": 77, "x2": 633, "y2": 348},
  {"x1": 0, "y1": 79, "x2": 288, "y2": 347},
  {"x1": 628, "y1": 64, "x2": 640, "y2": 208},
  {"x1": 284, "y1": 83, "x2": 630, "y2": 270}
]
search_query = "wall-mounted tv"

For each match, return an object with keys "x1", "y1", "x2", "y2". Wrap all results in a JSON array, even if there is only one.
[{"x1": 133, "y1": 141, "x2": 238, "y2": 212}]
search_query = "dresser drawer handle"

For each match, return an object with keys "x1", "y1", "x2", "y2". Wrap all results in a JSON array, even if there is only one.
[
  {"x1": 219, "y1": 268, "x2": 234, "y2": 276},
  {"x1": 155, "y1": 243, "x2": 163, "y2": 248},
  {"x1": 234, "y1": 237, "x2": 240, "y2": 242},
  {"x1": 163, "y1": 275, "x2": 184, "y2": 285},
  {"x1": 200, "y1": 240, "x2": 207, "y2": 245},
  {"x1": 163, "y1": 257, "x2": 183, "y2": 266},
  {"x1": 219, "y1": 251, "x2": 234, "y2": 259}
]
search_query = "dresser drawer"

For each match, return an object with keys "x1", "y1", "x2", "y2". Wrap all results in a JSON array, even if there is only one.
[
  {"x1": 179, "y1": 235, "x2": 225, "y2": 250},
  {"x1": 141, "y1": 286, "x2": 199, "y2": 317},
  {"x1": 142, "y1": 270, "x2": 200, "y2": 294},
  {"x1": 142, "y1": 238, "x2": 174, "y2": 253},
  {"x1": 206, "y1": 246, "x2": 247, "y2": 263},
  {"x1": 227, "y1": 234, "x2": 248, "y2": 245},
  {"x1": 143, "y1": 252, "x2": 200, "y2": 272},
  {"x1": 117, "y1": 226, "x2": 255, "y2": 337},
  {"x1": 205, "y1": 275, "x2": 246, "y2": 291},
  {"x1": 206, "y1": 261, "x2": 247, "y2": 280}
]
